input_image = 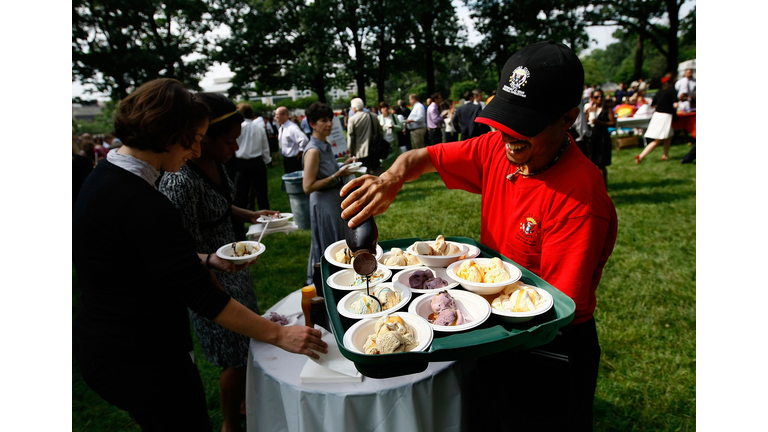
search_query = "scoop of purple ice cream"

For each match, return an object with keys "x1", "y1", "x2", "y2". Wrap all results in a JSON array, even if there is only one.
[
  {"x1": 433, "y1": 308, "x2": 458, "y2": 326},
  {"x1": 268, "y1": 312, "x2": 290, "y2": 326},
  {"x1": 424, "y1": 277, "x2": 449, "y2": 290},
  {"x1": 430, "y1": 290, "x2": 456, "y2": 314},
  {"x1": 409, "y1": 269, "x2": 434, "y2": 289}
]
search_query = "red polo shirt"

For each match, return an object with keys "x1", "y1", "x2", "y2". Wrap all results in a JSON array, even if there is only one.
[{"x1": 427, "y1": 131, "x2": 617, "y2": 324}]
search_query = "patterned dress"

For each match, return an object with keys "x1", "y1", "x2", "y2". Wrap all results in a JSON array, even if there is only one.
[{"x1": 159, "y1": 161, "x2": 260, "y2": 368}]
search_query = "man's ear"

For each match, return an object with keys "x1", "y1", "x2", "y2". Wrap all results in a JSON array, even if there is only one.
[{"x1": 561, "y1": 107, "x2": 580, "y2": 130}]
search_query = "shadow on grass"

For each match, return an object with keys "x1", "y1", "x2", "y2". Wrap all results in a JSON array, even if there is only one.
[
  {"x1": 608, "y1": 179, "x2": 690, "y2": 192},
  {"x1": 609, "y1": 191, "x2": 692, "y2": 206}
]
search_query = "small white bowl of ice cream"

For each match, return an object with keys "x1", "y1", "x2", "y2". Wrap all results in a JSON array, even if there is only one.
[
  {"x1": 326, "y1": 267, "x2": 392, "y2": 291},
  {"x1": 256, "y1": 212, "x2": 292, "y2": 228},
  {"x1": 215, "y1": 241, "x2": 266, "y2": 265},
  {"x1": 488, "y1": 281, "x2": 553, "y2": 323},
  {"x1": 405, "y1": 235, "x2": 467, "y2": 268},
  {"x1": 446, "y1": 257, "x2": 522, "y2": 295},
  {"x1": 324, "y1": 239, "x2": 384, "y2": 269},
  {"x1": 408, "y1": 289, "x2": 490, "y2": 333},
  {"x1": 343, "y1": 312, "x2": 433, "y2": 355},
  {"x1": 337, "y1": 283, "x2": 411, "y2": 319},
  {"x1": 377, "y1": 247, "x2": 423, "y2": 271}
]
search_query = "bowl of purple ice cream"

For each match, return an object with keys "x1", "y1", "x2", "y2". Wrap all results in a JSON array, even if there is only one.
[
  {"x1": 393, "y1": 267, "x2": 460, "y2": 294},
  {"x1": 407, "y1": 289, "x2": 490, "y2": 333}
]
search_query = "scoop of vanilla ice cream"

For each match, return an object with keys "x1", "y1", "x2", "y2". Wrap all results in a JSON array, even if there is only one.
[
  {"x1": 390, "y1": 248, "x2": 404, "y2": 256},
  {"x1": 489, "y1": 257, "x2": 505, "y2": 270},
  {"x1": 484, "y1": 266, "x2": 511, "y2": 283},
  {"x1": 336, "y1": 248, "x2": 353, "y2": 264},
  {"x1": 405, "y1": 254, "x2": 420, "y2": 266},
  {"x1": 373, "y1": 285, "x2": 400, "y2": 310},
  {"x1": 348, "y1": 295, "x2": 382, "y2": 314},
  {"x1": 458, "y1": 260, "x2": 484, "y2": 282},
  {"x1": 502, "y1": 280, "x2": 527, "y2": 295},
  {"x1": 492, "y1": 287, "x2": 545, "y2": 312},
  {"x1": 414, "y1": 242, "x2": 433, "y2": 255},
  {"x1": 384, "y1": 254, "x2": 407, "y2": 266},
  {"x1": 445, "y1": 243, "x2": 461, "y2": 256},
  {"x1": 431, "y1": 235, "x2": 447, "y2": 255}
]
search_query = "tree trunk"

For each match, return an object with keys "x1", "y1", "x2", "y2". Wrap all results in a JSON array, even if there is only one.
[
  {"x1": 665, "y1": 0, "x2": 680, "y2": 73},
  {"x1": 634, "y1": 31, "x2": 644, "y2": 80},
  {"x1": 424, "y1": 19, "x2": 435, "y2": 96},
  {"x1": 377, "y1": 40, "x2": 388, "y2": 104},
  {"x1": 353, "y1": 34, "x2": 366, "y2": 105},
  {"x1": 314, "y1": 71, "x2": 327, "y2": 103}
]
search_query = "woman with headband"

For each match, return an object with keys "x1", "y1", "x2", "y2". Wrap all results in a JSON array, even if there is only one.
[
  {"x1": 159, "y1": 93, "x2": 280, "y2": 432},
  {"x1": 73, "y1": 79, "x2": 327, "y2": 431}
]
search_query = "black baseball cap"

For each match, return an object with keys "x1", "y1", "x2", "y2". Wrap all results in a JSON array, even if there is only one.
[{"x1": 476, "y1": 41, "x2": 584, "y2": 140}]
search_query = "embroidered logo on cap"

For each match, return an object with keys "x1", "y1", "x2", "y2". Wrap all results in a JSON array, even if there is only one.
[{"x1": 502, "y1": 66, "x2": 530, "y2": 98}]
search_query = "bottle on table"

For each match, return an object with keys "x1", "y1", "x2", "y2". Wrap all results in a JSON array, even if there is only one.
[
  {"x1": 310, "y1": 296, "x2": 331, "y2": 333},
  {"x1": 301, "y1": 286, "x2": 317, "y2": 327}
]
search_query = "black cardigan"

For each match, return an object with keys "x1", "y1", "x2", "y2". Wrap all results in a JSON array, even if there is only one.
[{"x1": 73, "y1": 160, "x2": 231, "y2": 361}]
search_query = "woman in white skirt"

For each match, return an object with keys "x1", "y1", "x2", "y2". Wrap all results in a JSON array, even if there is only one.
[{"x1": 636, "y1": 72, "x2": 679, "y2": 163}]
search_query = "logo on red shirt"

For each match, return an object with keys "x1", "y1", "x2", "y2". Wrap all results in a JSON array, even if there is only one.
[{"x1": 516, "y1": 214, "x2": 541, "y2": 246}]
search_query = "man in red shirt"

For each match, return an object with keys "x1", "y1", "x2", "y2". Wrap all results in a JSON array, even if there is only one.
[{"x1": 341, "y1": 41, "x2": 617, "y2": 431}]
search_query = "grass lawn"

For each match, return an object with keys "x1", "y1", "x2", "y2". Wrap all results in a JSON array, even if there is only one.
[{"x1": 73, "y1": 141, "x2": 695, "y2": 431}]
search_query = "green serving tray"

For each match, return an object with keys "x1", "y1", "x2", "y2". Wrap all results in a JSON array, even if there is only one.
[{"x1": 322, "y1": 236, "x2": 575, "y2": 379}]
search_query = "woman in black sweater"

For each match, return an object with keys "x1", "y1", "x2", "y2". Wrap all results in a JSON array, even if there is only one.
[{"x1": 72, "y1": 78, "x2": 326, "y2": 431}]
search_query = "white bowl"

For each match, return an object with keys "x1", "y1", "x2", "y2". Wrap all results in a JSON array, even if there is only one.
[
  {"x1": 345, "y1": 161, "x2": 363, "y2": 170},
  {"x1": 324, "y1": 239, "x2": 385, "y2": 269},
  {"x1": 405, "y1": 241, "x2": 468, "y2": 268},
  {"x1": 343, "y1": 312, "x2": 433, "y2": 355},
  {"x1": 266, "y1": 312, "x2": 299, "y2": 327},
  {"x1": 393, "y1": 267, "x2": 460, "y2": 294},
  {"x1": 326, "y1": 267, "x2": 392, "y2": 291},
  {"x1": 488, "y1": 285, "x2": 554, "y2": 323},
  {"x1": 376, "y1": 251, "x2": 424, "y2": 271},
  {"x1": 407, "y1": 290, "x2": 491, "y2": 333},
  {"x1": 257, "y1": 212, "x2": 293, "y2": 228},
  {"x1": 215, "y1": 241, "x2": 266, "y2": 265},
  {"x1": 445, "y1": 258, "x2": 523, "y2": 295},
  {"x1": 337, "y1": 283, "x2": 412, "y2": 319}
]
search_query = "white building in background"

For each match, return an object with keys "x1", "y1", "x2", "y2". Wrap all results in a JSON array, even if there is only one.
[{"x1": 200, "y1": 75, "x2": 357, "y2": 105}]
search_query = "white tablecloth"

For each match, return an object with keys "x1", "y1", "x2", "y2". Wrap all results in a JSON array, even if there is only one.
[{"x1": 246, "y1": 291, "x2": 469, "y2": 432}]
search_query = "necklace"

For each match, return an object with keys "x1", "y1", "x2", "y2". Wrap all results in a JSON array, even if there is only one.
[{"x1": 506, "y1": 135, "x2": 570, "y2": 181}]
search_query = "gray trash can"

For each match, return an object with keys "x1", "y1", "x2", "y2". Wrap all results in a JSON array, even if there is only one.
[{"x1": 281, "y1": 171, "x2": 310, "y2": 230}]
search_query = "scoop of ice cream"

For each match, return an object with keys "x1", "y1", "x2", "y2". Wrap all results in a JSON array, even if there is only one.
[
  {"x1": 413, "y1": 242, "x2": 434, "y2": 256},
  {"x1": 363, "y1": 334, "x2": 379, "y2": 354},
  {"x1": 384, "y1": 254, "x2": 408, "y2": 266},
  {"x1": 430, "y1": 290, "x2": 456, "y2": 314},
  {"x1": 433, "y1": 308, "x2": 457, "y2": 326},
  {"x1": 432, "y1": 235, "x2": 447, "y2": 255},
  {"x1": 457, "y1": 260, "x2": 484, "y2": 282},
  {"x1": 423, "y1": 277, "x2": 450, "y2": 290},
  {"x1": 376, "y1": 330, "x2": 405, "y2": 353},
  {"x1": 502, "y1": 280, "x2": 528, "y2": 295},
  {"x1": 336, "y1": 248, "x2": 353, "y2": 264},
  {"x1": 373, "y1": 285, "x2": 400, "y2": 310},
  {"x1": 268, "y1": 312, "x2": 289, "y2": 325},
  {"x1": 390, "y1": 248, "x2": 404, "y2": 256},
  {"x1": 485, "y1": 266, "x2": 511, "y2": 283},
  {"x1": 348, "y1": 295, "x2": 382, "y2": 314},
  {"x1": 492, "y1": 287, "x2": 545, "y2": 312},
  {"x1": 405, "y1": 254, "x2": 420, "y2": 266},
  {"x1": 364, "y1": 314, "x2": 419, "y2": 355},
  {"x1": 489, "y1": 257, "x2": 505, "y2": 270},
  {"x1": 445, "y1": 243, "x2": 462, "y2": 256},
  {"x1": 408, "y1": 269, "x2": 434, "y2": 289},
  {"x1": 233, "y1": 242, "x2": 256, "y2": 257}
]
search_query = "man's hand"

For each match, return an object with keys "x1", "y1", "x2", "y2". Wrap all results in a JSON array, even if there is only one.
[
  {"x1": 340, "y1": 173, "x2": 403, "y2": 228},
  {"x1": 275, "y1": 325, "x2": 328, "y2": 359},
  {"x1": 251, "y1": 209, "x2": 280, "y2": 224}
]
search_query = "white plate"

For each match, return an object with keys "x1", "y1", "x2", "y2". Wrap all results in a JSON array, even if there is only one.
[
  {"x1": 455, "y1": 243, "x2": 481, "y2": 260},
  {"x1": 215, "y1": 241, "x2": 266, "y2": 265},
  {"x1": 266, "y1": 313, "x2": 299, "y2": 327},
  {"x1": 337, "y1": 283, "x2": 412, "y2": 319},
  {"x1": 488, "y1": 285, "x2": 554, "y2": 323},
  {"x1": 343, "y1": 312, "x2": 433, "y2": 355},
  {"x1": 393, "y1": 267, "x2": 460, "y2": 294},
  {"x1": 345, "y1": 161, "x2": 363, "y2": 170},
  {"x1": 407, "y1": 290, "x2": 491, "y2": 332},
  {"x1": 324, "y1": 239, "x2": 384, "y2": 269},
  {"x1": 445, "y1": 258, "x2": 523, "y2": 295},
  {"x1": 257, "y1": 212, "x2": 293, "y2": 228},
  {"x1": 376, "y1": 251, "x2": 424, "y2": 271},
  {"x1": 326, "y1": 268, "x2": 392, "y2": 291},
  {"x1": 406, "y1": 241, "x2": 467, "y2": 268}
]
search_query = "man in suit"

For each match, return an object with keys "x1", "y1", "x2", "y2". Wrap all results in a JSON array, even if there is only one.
[{"x1": 452, "y1": 91, "x2": 485, "y2": 140}]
